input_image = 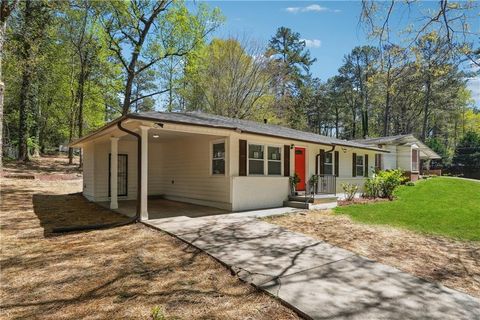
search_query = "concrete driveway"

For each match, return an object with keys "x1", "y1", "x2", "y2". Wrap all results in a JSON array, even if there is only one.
[{"x1": 144, "y1": 212, "x2": 480, "y2": 320}]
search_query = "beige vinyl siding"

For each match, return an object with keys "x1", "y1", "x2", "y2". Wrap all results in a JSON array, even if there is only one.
[
  {"x1": 335, "y1": 148, "x2": 377, "y2": 193},
  {"x1": 228, "y1": 131, "x2": 378, "y2": 195},
  {"x1": 94, "y1": 140, "x2": 138, "y2": 201},
  {"x1": 397, "y1": 145, "x2": 412, "y2": 171},
  {"x1": 80, "y1": 120, "x2": 385, "y2": 211},
  {"x1": 82, "y1": 143, "x2": 95, "y2": 200},
  {"x1": 381, "y1": 145, "x2": 398, "y2": 170},
  {"x1": 149, "y1": 135, "x2": 231, "y2": 206}
]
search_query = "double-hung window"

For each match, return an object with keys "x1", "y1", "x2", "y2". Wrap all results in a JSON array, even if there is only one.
[
  {"x1": 324, "y1": 152, "x2": 333, "y2": 175},
  {"x1": 267, "y1": 146, "x2": 281, "y2": 175},
  {"x1": 212, "y1": 141, "x2": 225, "y2": 175},
  {"x1": 412, "y1": 149, "x2": 419, "y2": 172},
  {"x1": 248, "y1": 144, "x2": 264, "y2": 175},
  {"x1": 356, "y1": 155, "x2": 364, "y2": 177}
]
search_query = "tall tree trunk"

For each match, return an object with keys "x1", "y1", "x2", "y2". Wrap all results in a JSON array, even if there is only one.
[
  {"x1": 421, "y1": 79, "x2": 431, "y2": 141},
  {"x1": 33, "y1": 86, "x2": 40, "y2": 157},
  {"x1": 383, "y1": 80, "x2": 391, "y2": 136},
  {"x1": 18, "y1": 59, "x2": 31, "y2": 161},
  {"x1": 77, "y1": 63, "x2": 85, "y2": 167},
  {"x1": 122, "y1": 70, "x2": 135, "y2": 115},
  {"x1": 335, "y1": 106, "x2": 339, "y2": 139},
  {"x1": 18, "y1": 1, "x2": 34, "y2": 161},
  {"x1": 0, "y1": 20, "x2": 5, "y2": 168},
  {"x1": 0, "y1": 0, "x2": 19, "y2": 168}
]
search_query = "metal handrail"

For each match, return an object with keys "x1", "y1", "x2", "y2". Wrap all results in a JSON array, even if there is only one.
[{"x1": 314, "y1": 174, "x2": 336, "y2": 195}]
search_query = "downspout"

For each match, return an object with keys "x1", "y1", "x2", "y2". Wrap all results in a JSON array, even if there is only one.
[
  {"x1": 315, "y1": 144, "x2": 336, "y2": 175},
  {"x1": 52, "y1": 119, "x2": 141, "y2": 233},
  {"x1": 117, "y1": 120, "x2": 141, "y2": 221}
]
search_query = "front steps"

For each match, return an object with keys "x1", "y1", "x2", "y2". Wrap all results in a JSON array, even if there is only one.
[{"x1": 283, "y1": 194, "x2": 338, "y2": 210}]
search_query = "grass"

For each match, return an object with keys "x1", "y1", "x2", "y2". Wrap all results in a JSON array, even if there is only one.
[
  {"x1": 0, "y1": 156, "x2": 299, "y2": 319},
  {"x1": 334, "y1": 177, "x2": 480, "y2": 241}
]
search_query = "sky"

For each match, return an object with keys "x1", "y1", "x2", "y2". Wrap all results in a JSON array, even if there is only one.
[{"x1": 197, "y1": 1, "x2": 480, "y2": 107}]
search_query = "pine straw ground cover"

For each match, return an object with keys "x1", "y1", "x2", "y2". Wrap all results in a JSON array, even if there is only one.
[
  {"x1": 0, "y1": 157, "x2": 299, "y2": 320},
  {"x1": 263, "y1": 210, "x2": 480, "y2": 298}
]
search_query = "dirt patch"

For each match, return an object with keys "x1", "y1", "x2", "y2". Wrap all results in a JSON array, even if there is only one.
[
  {"x1": 0, "y1": 156, "x2": 299, "y2": 319},
  {"x1": 263, "y1": 210, "x2": 480, "y2": 298},
  {"x1": 2, "y1": 155, "x2": 82, "y2": 181},
  {"x1": 338, "y1": 197, "x2": 390, "y2": 206}
]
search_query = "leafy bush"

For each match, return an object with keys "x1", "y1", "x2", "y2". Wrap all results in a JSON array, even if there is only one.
[
  {"x1": 341, "y1": 183, "x2": 358, "y2": 201},
  {"x1": 363, "y1": 169, "x2": 406, "y2": 200},
  {"x1": 289, "y1": 173, "x2": 301, "y2": 195},
  {"x1": 151, "y1": 306, "x2": 167, "y2": 320},
  {"x1": 405, "y1": 181, "x2": 415, "y2": 186},
  {"x1": 309, "y1": 174, "x2": 319, "y2": 193},
  {"x1": 364, "y1": 176, "x2": 381, "y2": 198}
]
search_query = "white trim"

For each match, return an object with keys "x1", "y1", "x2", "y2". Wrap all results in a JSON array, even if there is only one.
[
  {"x1": 267, "y1": 144, "x2": 283, "y2": 176},
  {"x1": 210, "y1": 138, "x2": 227, "y2": 176},
  {"x1": 139, "y1": 125, "x2": 149, "y2": 220},
  {"x1": 247, "y1": 142, "x2": 266, "y2": 176},
  {"x1": 293, "y1": 146, "x2": 307, "y2": 189},
  {"x1": 247, "y1": 142, "x2": 285, "y2": 176},
  {"x1": 109, "y1": 137, "x2": 119, "y2": 209},
  {"x1": 355, "y1": 154, "x2": 365, "y2": 177}
]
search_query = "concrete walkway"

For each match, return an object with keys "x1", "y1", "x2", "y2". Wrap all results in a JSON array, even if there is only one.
[{"x1": 144, "y1": 213, "x2": 480, "y2": 320}]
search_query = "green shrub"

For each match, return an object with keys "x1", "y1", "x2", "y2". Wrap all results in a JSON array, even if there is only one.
[
  {"x1": 151, "y1": 306, "x2": 166, "y2": 320},
  {"x1": 364, "y1": 176, "x2": 381, "y2": 198},
  {"x1": 377, "y1": 169, "x2": 407, "y2": 199},
  {"x1": 341, "y1": 183, "x2": 358, "y2": 201},
  {"x1": 363, "y1": 169, "x2": 406, "y2": 200},
  {"x1": 405, "y1": 181, "x2": 415, "y2": 186}
]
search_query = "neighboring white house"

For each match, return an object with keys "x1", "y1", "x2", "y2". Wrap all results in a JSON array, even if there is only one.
[
  {"x1": 355, "y1": 134, "x2": 441, "y2": 181},
  {"x1": 70, "y1": 111, "x2": 387, "y2": 220}
]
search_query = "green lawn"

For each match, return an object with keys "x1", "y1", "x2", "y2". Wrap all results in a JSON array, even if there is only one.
[{"x1": 334, "y1": 177, "x2": 480, "y2": 241}]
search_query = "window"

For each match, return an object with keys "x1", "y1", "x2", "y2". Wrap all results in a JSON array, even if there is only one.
[
  {"x1": 268, "y1": 146, "x2": 281, "y2": 175},
  {"x1": 212, "y1": 142, "x2": 225, "y2": 175},
  {"x1": 324, "y1": 152, "x2": 333, "y2": 175},
  {"x1": 356, "y1": 155, "x2": 364, "y2": 177},
  {"x1": 412, "y1": 149, "x2": 419, "y2": 172},
  {"x1": 248, "y1": 144, "x2": 264, "y2": 175},
  {"x1": 375, "y1": 154, "x2": 382, "y2": 171}
]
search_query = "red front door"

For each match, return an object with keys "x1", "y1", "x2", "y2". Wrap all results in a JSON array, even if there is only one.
[{"x1": 294, "y1": 147, "x2": 306, "y2": 191}]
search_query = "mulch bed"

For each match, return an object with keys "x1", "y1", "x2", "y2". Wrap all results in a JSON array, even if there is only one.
[{"x1": 338, "y1": 197, "x2": 391, "y2": 206}]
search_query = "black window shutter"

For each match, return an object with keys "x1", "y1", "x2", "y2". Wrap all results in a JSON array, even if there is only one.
[
  {"x1": 284, "y1": 145, "x2": 290, "y2": 177},
  {"x1": 364, "y1": 154, "x2": 369, "y2": 177},
  {"x1": 334, "y1": 151, "x2": 339, "y2": 177},
  {"x1": 239, "y1": 140, "x2": 247, "y2": 176},
  {"x1": 319, "y1": 149, "x2": 325, "y2": 175},
  {"x1": 352, "y1": 152, "x2": 357, "y2": 177}
]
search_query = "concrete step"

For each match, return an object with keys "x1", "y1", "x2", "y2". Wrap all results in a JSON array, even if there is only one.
[
  {"x1": 284, "y1": 199, "x2": 338, "y2": 210},
  {"x1": 283, "y1": 200, "x2": 310, "y2": 209},
  {"x1": 312, "y1": 197, "x2": 338, "y2": 205},
  {"x1": 288, "y1": 195, "x2": 338, "y2": 204}
]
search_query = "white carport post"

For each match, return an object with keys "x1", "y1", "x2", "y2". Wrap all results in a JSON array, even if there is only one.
[
  {"x1": 110, "y1": 137, "x2": 119, "y2": 210},
  {"x1": 139, "y1": 125, "x2": 150, "y2": 220}
]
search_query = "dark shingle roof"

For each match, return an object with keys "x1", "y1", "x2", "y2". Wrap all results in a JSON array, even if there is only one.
[
  {"x1": 128, "y1": 111, "x2": 385, "y2": 152},
  {"x1": 354, "y1": 134, "x2": 417, "y2": 145},
  {"x1": 355, "y1": 134, "x2": 441, "y2": 159}
]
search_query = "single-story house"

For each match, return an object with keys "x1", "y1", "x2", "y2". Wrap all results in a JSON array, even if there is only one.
[
  {"x1": 70, "y1": 111, "x2": 387, "y2": 220},
  {"x1": 355, "y1": 134, "x2": 441, "y2": 181}
]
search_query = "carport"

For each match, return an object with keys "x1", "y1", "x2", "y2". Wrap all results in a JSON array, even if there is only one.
[{"x1": 99, "y1": 198, "x2": 229, "y2": 220}]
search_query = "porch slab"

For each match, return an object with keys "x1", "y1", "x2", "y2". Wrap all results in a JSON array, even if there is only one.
[
  {"x1": 98, "y1": 198, "x2": 229, "y2": 220},
  {"x1": 144, "y1": 213, "x2": 480, "y2": 320}
]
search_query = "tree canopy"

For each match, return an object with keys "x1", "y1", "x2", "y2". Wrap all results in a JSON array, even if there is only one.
[{"x1": 1, "y1": 0, "x2": 478, "y2": 173}]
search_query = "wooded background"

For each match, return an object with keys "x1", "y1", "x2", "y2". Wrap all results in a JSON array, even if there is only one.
[{"x1": 1, "y1": 0, "x2": 479, "y2": 172}]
